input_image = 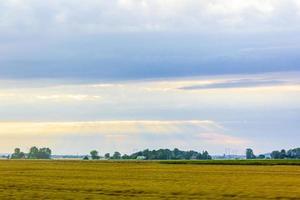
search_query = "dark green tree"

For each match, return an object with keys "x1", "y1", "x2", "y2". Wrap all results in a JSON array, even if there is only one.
[
  {"x1": 11, "y1": 148, "x2": 25, "y2": 159},
  {"x1": 90, "y1": 150, "x2": 100, "y2": 160},
  {"x1": 104, "y1": 153, "x2": 110, "y2": 159},
  {"x1": 287, "y1": 148, "x2": 300, "y2": 159},
  {"x1": 83, "y1": 156, "x2": 89, "y2": 160},
  {"x1": 271, "y1": 151, "x2": 281, "y2": 159},
  {"x1": 202, "y1": 151, "x2": 212, "y2": 160},
  {"x1": 38, "y1": 148, "x2": 52, "y2": 159},
  {"x1": 122, "y1": 154, "x2": 130, "y2": 159},
  {"x1": 280, "y1": 149, "x2": 286, "y2": 159},
  {"x1": 126, "y1": 148, "x2": 211, "y2": 160},
  {"x1": 112, "y1": 152, "x2": 121, "y2": 159},
  {"x1": 28, "y1": 146, "x2": 39, "y2": 159},
  {"x1": 27, "y1": 146, "x2": 51, "y2": 159},
  {"x1": 257, "y1": 154, "x2": 266, "y2": 159},
  {"x1": 246, "y1": 148, "x2": 256, "y2": 159}
]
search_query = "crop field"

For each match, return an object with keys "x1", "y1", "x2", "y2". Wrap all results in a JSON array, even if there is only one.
[{"x1": 0, "y1": 160, "x2": 300, "y2": 200}]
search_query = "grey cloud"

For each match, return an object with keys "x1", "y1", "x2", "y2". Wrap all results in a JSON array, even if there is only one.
[
  {"x1": 180, "y1": 79, "x2": 290, "y2": 90},
  {"x1": 0, "y1": 1, "x2": 300, "y2": 80}
]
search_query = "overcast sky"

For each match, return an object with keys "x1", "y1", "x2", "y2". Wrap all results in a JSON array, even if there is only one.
[{"x1": 0, "y1": 0, "x2": 299, "y2": 155}]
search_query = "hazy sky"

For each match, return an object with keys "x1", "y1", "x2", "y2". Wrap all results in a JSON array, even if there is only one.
[{"x1": 0, "y1": 0, "x2": 299, "y2": 155}]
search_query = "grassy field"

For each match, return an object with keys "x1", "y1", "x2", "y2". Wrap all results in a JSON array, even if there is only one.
[{"x1": 0, "y1": 160, "x2": 300, "y2": 199}]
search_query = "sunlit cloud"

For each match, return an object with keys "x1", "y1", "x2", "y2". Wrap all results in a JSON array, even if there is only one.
[
  {"x1": 0, "y1": 120, "x2": 216, "y2": 135},
  {"x1": 0, "y1": 72, "x2": 298, "y2": 154},
  {"x1": 136, "y1": 72, "x2": 300, "y2": 92},
  {"x1": 0, "y1": 92, "x2": 102, "y2": 102},
  {"x1": 35, "y1": 94, "x2": 101, "y2": 101},
  {"x1": 0, "y1": 72, "x2": 299, "y2": 104},
  {"x1": 0, "y1": 120, "x2": 247, "y2": 146}
]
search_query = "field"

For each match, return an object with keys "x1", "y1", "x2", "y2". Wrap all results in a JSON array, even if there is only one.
[{"x1": 0, "y1": 160, "x2": 300, "y2": 200}]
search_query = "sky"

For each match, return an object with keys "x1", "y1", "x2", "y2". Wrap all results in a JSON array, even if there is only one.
[{"x1": 0, "y1": 0, "x2": 299, "y2": 155}]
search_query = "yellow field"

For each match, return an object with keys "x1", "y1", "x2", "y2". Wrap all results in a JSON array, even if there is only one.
[{"x1": 0, "y1": 160, "x2": 300, "y2": 200}]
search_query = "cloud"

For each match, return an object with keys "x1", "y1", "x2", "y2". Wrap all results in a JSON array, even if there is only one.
[
  {"x1": 0, "y1": 1, "x2": 300, "y2": 80},
  {"x1": 0, "y1": 72, "x2": 299, "y2": 106},
  {"x1": 35, "y1": 94, "x2": 101, "y2": 101},
  {"x1": 1, "y1": 0, "x2": 300, "y2": 34},
  {"x1": 0, "y1": 120, "x2": 247, "y2": 145},
  {"x1": 139, "y1": 72, "x2": 300, "y2": 91},
  {"x1": 0, "y1": 92, "x2": 102, "y2": 102},
  {"x1": 0, "y1": 72, "x2": 299, "y2": 154},
  {"x1": 179, "y1": 79, "x2": 288, "y2": 90}
]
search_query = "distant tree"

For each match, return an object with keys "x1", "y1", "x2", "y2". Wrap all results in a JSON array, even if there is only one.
[
  {"x1": 83, "y1": 156, "x2": 89, "y2": 160},
  {"x1": 28, "y1": 146, "x2": 39, "y2": 159},
  {"x1": 287, "y1": 148, "x2": 300, "y2": 159},
  {"x1": 125, "y1": 148, "x2": 211, "y2": 160},
  {"x1": 11, "y1": 148, "x2": 25, "y2": 159},
  {"x1": 27, "y1": 146, "x2": 51, "y2": 159},
  {"x1": 104, "y1": 153, "x2": 110, "y2": 159},
  {"x1": 202, "y1": 151, "x2": 212, "y2": 160},
  {"x1": 38, "y1": 148, "x2": 52, "y2": 159},
  {"x1": 122, "y1": 154, "x2": 130, "y2": 159},
  {"x1": 257, "y1": 154, "x2": 266, "y2": 159},
  {"x1": 112, "y1": 152, "x2": 121, "y2": 159},
  {"x1": 246, "y1": 148, "x2": 256, "y2": 159},
  {"x1": 173, "y1": 148, "x2": 182, "y2": 160},
  {"x1": 196, "y1": 152, "x2": 203, "y2": 160},
  {"x1": 90, "y1": 150, "x2": 100, "y2": 160},
  {"x1": 271, "y1": 151, "x2": 281, "y2": 159},
  {"x1": 280, "y1": 149, "x2": 286, "y2": 159}
]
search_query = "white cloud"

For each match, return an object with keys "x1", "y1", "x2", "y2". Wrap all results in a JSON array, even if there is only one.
[
  {"x1": 0, "y1": 72, "x2": 299, "y2": 106},
  {"x1": 0, "y1": 0, "x2": 300, "y2": 34},
  {"x1": 0, "y1": 92, "x2": 102, "y2": 102},
  {"x1": 35, "y1": 94, "x2": 101, "y2": 101}
]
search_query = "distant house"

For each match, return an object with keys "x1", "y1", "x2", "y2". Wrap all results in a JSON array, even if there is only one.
[{"x1": 136, "y1": 156, "x2": 146, "y2": 160}]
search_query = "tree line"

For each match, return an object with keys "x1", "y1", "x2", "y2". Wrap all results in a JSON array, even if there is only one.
[
  {"x1": 87, "y1": 148, "x2": 212, "y2": 160},
  {"x1": 10, "y1": 147, "x2": 51, "y2": 159},
  {"x1": 246, "y1": 148, "x2": 300, "y2": 159}
]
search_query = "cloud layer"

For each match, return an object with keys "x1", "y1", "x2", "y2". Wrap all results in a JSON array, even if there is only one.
[
  {"x1": 0, "y1": 72, "x2": 299, "y2": 154},
  {"x1": 0, "y1": 1, "x2": 299, "y2": 154},
  {"x1": 1, "y1": 0, "x2": 300, "y2": 33},
  {"x1": 0, "y1": 0, "x2": 300, "y2": 80},
  {"x1": 0, "y1": 120, "x2": 247, "y2": 154}
]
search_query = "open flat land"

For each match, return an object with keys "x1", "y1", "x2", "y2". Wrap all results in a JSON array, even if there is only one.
[{"x1": 0, "y1": 160, "x2": 300, "y2": 200}]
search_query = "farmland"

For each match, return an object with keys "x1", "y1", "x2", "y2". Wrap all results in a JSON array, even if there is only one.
[{"x1": 0, "y1": 160, "x2": 300, "y2": 199}]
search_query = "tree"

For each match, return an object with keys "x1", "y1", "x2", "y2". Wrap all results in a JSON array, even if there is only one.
[
  {"x1": 28, "y1": 146, "x2": 39, "y2": 159},
  {"x1": 28, "y1": 146, "x2": 51, "y2": 159},
  {"x1": 11, "y1": 148, "x2": 25, "y2": 159},
  {"x1": 90, "y1": 150, "x2": 100, "y2": 160},
  {"x1": 246, "y1": 148, "x2": 256, "y2": 159},
  {"x1": 202, "y1": 151, "x2": 212, "y2": 160},
  {"x1": 280, "y1": 149, "x2": 286, "y2": 159},
  {"x1": 257, "y1": 154, "x2": 266, "y2": 159},
  {"x1": 112, "y1": 152, "x2": 121, "y2": 159},
  {"x1": 122, "y1": 154, "x2": 130, "y2": 159},
  {"x1": 173, "y1": 148, "x2": 180, "y2": 159},
  {"x1": 271, "y1": 151, "x2": 281, "y2": 159},
  {"x1": 123, "y1": 148, "x2": 211, "y2": 160},
  {"x1": 104, "y1": 153, "x2": 110, "y2": 159},
  {"x1": 38, "y1": 148, "x2": 52, "y2": 159},
  {"x1": 83, "y1": 156, "x2": 89, "y2": 160},
  {"x1": 287, "y1": 148, "x2": 300, "y2": 159}
]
